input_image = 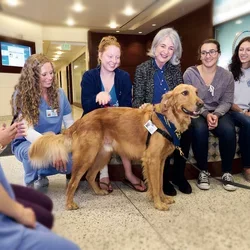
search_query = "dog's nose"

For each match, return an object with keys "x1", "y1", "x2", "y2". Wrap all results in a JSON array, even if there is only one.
[{"x1": 196, "y1": 101, "x2": 204, "y2": 109}]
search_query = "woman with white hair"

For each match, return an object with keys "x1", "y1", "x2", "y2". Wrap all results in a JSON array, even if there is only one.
[{"x1": 133, "y1": 27, "x2": 192, "y2": 196}]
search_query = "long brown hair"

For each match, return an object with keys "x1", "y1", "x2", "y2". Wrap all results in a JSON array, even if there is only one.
[{"x1": 11, "y1": 54, "x2": 59, "y2": 125}]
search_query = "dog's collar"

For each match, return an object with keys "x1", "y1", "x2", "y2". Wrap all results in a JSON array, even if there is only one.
[{"x1": 155, "y1": 112, "x2": 181, "y2": 147}]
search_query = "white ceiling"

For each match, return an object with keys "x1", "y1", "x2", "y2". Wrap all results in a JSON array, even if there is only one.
[
  {"x1": 1, "y1": 0, "x2": 210, "y2": 34},
  {"x1": 0, "y1": 0, "x2": 210, "y2": 70}
]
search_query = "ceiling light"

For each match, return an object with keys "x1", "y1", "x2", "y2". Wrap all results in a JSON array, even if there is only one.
[
  {"x1": 235, "y1": 19, "x2": 242, "y2": 24},
  {"x1": 74, "y1": 65, "x2": 79, "y2": 69},
  {"x1": 72, "y1": 2, "x2": 84, "y2": 12},
  {"x1": 56, "y1": 51, "x2": 63, "y2": 55},
  {"x1": 6, "y1": 0, "x2": 19, "y2": 6},
  {"x1": 138, "y1": 31, "x2": 142, "y2": 34},
  {"x1": 116, "y1": 30, "x2": 120, "y2": 33},
  {"x1": 123, "y1": 6, "x2": 135, "y2": 16},
  {"x1": 53, "y1": 58, "x2": 58, "y2": 61},
  {"x1": 66, "y1": 18, "x2": 75, "y2": 26},
  {"x1": 109, "y1": 22, "x2": 118, "y2": 29},
  {"x1": 152, "y1": 24, "x2": 156, "y2": 26},
  {"x1": 57, "y1": 46, "x2": 62, "y2": 50}
]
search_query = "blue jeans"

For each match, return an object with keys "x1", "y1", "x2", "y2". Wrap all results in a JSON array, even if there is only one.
[
  {"x1": 229, "y1": 111, "x2": 250, "y2": 167},
  {"x1": 191, "y1": 114, "x2": 236, "y2": 173}
]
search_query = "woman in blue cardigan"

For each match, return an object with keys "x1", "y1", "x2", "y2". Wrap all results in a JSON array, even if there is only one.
[{"x1": 81, "y1": 36, "x2": 146, "y2": 192}]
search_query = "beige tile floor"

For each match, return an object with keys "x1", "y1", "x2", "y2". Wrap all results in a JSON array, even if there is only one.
[{"x1": 1, "y1": 106, "x2": 250, "y2": 250}]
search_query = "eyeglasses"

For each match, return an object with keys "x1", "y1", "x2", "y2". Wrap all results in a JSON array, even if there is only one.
[{"x1": 200, "y1": 49, "x2": 218, "y2": 57}]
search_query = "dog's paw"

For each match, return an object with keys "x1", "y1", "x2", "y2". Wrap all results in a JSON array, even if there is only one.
[
  {"x1": 66, "y1": 202, "x2": 79, "y2": 210},
  {"x1": 162, "y1": 195, "x2": 175, "y2": 204},
  {"x1": 95, "y1": 189, "x2": 109, "y2": 195},
  {"x1": 154, "y1": 201, "x2": 170, "y2": 211}
]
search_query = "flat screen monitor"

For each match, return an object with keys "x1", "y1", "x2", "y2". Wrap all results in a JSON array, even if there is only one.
[{"x1": 0, "y1": 35, "x2": 36, "y2": 73}]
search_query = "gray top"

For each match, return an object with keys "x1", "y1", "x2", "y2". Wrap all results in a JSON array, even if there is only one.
[{"x1": 183, "y1": 66, "x2": 234, "y2": 117}]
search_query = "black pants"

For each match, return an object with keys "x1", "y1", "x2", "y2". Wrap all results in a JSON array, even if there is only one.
[
  {"x1": 163, "y1": 128, "x2": 192, "y2": 182},
  {"x1": 191, "y1": 114, "x2": 236, "y2": 173}
]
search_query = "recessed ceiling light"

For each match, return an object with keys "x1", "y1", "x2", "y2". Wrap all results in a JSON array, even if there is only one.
[
  {"x1": 123, "y1": 6, "x2": 135, "y2": 16},
  {"x1": 138, "y1": 31, "x2": 142, "y2": 34},
  {"x1": 109, "y1": 22, "x2": 118, "y2": 29},
  {"x1": 116, "y1": 30, "x2": 120, "y2": 33},
  {"x1": 6, "y1": 0, "x2": 19, "y2": 6},
  {"x1": 56, "y1": 51, "x2": 63, "y2": 55},
  {"x1": 72, "y1": 2, "x2": 84, "y2": 12},
  {"x1": 235, "y1": 19, "x2": 242, "y2": 24},
  {"x1": 66, "y1": 18, "x2": 75, "y2": 26},
  {"x1": 152, "y1": 24, "x2": 156, "y2": 26},
  {"x1": 53, "y1": 58, "x2": 58, "y2": 61}
]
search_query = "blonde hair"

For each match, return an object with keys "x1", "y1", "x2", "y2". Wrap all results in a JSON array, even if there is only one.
[
  {"x1": 11, "y1": 54, "x2": 59, "y2": 125},
  {"x1": 98, "y1": 36, "x2": 121, "y2": 64},
  {"x1": 147, "y1": 28, "x2": 182, "y2": 65}
]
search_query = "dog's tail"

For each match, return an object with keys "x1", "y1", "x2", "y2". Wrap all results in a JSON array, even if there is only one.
[{"x1": 29, "y1": 132, "x2": 72, "y2": 169}]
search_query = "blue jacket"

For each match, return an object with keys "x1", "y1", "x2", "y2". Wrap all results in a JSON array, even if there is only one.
[{"x1": 81, "y1": 66, "x2": 132, "y2": 115}]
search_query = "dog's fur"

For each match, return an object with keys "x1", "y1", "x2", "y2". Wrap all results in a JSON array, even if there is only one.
[{"x1": 29, "y1": 84, "x2": 203, "y2": 211}]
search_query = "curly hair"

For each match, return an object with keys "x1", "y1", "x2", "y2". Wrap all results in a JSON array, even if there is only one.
[
  {"x1": 97, "y1": 36, "x2": 121, "y2": 64},
  {"x1": 11, "y1": 54, "x2": 59, "y2": 125},
  {"x1": 229, "y1": 36, "x2": 250, "y2": 81}
]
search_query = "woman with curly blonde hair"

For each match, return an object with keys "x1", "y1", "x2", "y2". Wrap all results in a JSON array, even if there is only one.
[{"x1": 11, "y1": 54, "x2": 74, "y2": 189}]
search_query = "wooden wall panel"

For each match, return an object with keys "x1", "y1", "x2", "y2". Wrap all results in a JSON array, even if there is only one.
[
  {"x1": 88, "y1": 32, "x2": 148, "y2": 81},
  {"x1": 87, "y1": 1, "x2": 213, "y2": 79}
]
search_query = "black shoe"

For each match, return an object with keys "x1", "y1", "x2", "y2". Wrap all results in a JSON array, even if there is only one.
[
  {"x1": 66, "y1": 174, "x2": 71, "y2": 180},
  {"x1": 172, "y1": 178, "x2": 192, "y2": 194},
  {"x1": 163, "y1": 180, "x2": 177, "y2": 196}
]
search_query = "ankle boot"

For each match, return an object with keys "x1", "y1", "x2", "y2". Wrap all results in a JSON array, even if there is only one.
[
  {"x1": 172, "y1": 177, "x2": 192, "y2": 194},
  {"x1": 163, "y1": 179, "x2": 177, "y2": 196}
]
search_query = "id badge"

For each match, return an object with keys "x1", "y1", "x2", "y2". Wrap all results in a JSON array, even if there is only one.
[
  {"x1": 46, "y1": 109, "x2": 58, "y2": 117},
  {"x1": 144, "y1": 120, "x2": 157, "y2": 134}
]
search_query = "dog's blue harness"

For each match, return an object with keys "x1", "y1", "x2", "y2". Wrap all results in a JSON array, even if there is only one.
[{"x1": 145, "y1": 112, "x2": 181, "y2": 148}]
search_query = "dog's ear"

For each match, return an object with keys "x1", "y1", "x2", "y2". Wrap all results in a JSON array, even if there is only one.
[{"x1": 160, "y1": 90, "x2": 173, "y2": 112}]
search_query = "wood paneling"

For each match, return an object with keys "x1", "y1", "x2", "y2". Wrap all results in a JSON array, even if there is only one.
[{"x1": 88, "y1": 2, "x2": 213, "y2": 77}]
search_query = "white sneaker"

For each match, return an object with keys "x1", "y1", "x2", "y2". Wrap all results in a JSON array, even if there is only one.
[
  {"x1": 197, "y1": 171, "x2": 210, "y2": 190},
  {"x1": 34, "y1": 176, "x2": 49, "y2": 190},
  {"x1": 222, "y1": 173, "x2": 237, "y2": 191}
]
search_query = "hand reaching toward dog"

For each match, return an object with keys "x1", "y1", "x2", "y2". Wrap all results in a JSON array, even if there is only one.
[
  {"x1": 207, "y1": 113, "x2": 218, "y2": 130},
  {"x1": 96, "y1": 91, "x2": 111, "y2": 106},
  {"x1": 0, "y1": 121, "x2": 26, "y2": 148},
  {"x1": 53, "y1": 159, "x2": 67, "y2": 172}
]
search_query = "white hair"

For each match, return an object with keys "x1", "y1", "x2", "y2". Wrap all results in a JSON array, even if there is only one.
[{"x1": 147, "y1": 28, "x2": 182, "y2": 65}]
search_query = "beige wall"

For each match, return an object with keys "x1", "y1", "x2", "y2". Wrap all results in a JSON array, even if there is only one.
[{"x1": 0, "y1": 13, "x2": 88, "y2": 117}]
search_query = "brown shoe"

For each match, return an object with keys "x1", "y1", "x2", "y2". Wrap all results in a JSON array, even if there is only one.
[{"x1": 242, "y1": 169, "x2": 250, "y2": 182}]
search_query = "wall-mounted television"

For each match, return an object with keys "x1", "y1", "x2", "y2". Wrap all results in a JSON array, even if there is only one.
[{"x1": 0, "y1": 35, "x2": 36, "y2": 73}]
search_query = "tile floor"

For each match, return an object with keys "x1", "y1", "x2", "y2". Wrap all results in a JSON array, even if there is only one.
[{"x1": 1, "y1": 106, "x2": 250, "y2": 250}]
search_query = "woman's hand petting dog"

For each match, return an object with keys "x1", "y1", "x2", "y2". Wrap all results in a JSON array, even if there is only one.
[
  {"x1": 96, "y1": 91, "x2": 111, "y2": 106},
  {"x1": 53, "y1": 159, "x2": 67, "y2": 172}
]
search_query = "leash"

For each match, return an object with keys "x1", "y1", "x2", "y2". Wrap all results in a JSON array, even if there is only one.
[
  {"x1": 145, "y1": 113, "x2": 250, "y2": 190},
  {"x1": 175, "y1": 146, "x2": 250, "y2": 190}
]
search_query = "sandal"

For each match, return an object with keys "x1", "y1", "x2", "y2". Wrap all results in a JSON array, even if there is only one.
[
  {"x1": 99, "y1": 181, "x2": 113, "y2": 193},
  {"x1": 122, "y1": 179, "x2": 147, "y2": 192}
]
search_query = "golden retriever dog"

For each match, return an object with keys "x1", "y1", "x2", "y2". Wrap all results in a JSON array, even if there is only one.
[{"x1": 29, "y1": 84, "x2": 203, "y2": 211}]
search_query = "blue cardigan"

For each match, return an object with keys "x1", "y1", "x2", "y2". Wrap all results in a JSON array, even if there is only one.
[{"x1": 81, "y1": 66, "x2": 132, "y2": 115}]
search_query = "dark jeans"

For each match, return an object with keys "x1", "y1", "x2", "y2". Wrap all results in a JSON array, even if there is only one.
[
  {"x1": 191, "y1": 114, "x2": 236, "y2": 173},
  {"x1": 12, "y1": 184, "x2": 54, "y2": 229},
  {"x1": 163, "y1": 128, "x2": 192, "y2": 181},
  {"x1": 229, "y1": 111, "x2": 250, "y2": 167}
]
